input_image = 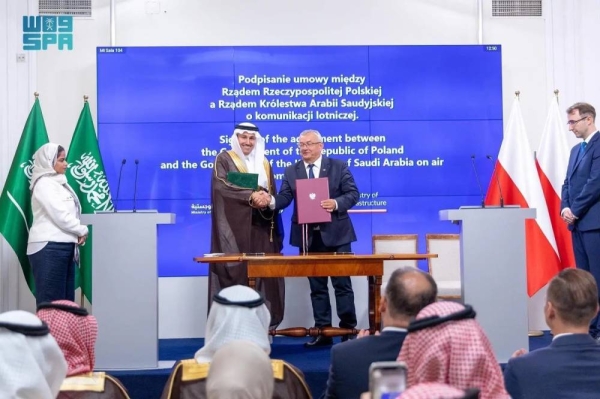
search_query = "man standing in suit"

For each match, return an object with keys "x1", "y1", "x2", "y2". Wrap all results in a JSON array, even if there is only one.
[
  {"x1": 503, "y1": 269, "x2": 600, "y2": 399},
  {"x1": 266, "y1": 129, "x2": 359, "y2": 347},
  {"x1": 322, "y1": 268, "x2": 438, "y2": 399},
  {"x1": 561, "y1": 102, "x2": 600, "y2": 338}
]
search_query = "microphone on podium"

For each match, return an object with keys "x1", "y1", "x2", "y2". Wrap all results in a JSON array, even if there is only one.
[
  {"x1": 470, "y1": 155, "x2": 485, "y2": 208},
  {"x1": 486, "y1": 155, "x2": 505, "y2": 207},
  {"x1": 133, "y1": 159, "x2": 139, "y2": 213},
  {"x1": 114, "y1": 159, "x2": 126, "y2": 212}
]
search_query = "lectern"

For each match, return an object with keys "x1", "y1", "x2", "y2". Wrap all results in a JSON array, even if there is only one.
[
  {"x1": 440, "y1": 207, "x2": 536, "y2": 363},
  {"x1": 81, "y1": 211, "x2": 175, "y2": 369}
]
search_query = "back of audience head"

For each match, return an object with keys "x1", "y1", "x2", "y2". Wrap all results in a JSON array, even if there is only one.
[
  {"x1": 206, "y1": 340, "x2": 274, "y2": 399},
  {"x1": 546, "y1": 268, "x2": 599, "y2": 330},
  {"x1": 195, "y1": 285, "x2": 271, "y2": 362},
  {"x1": 360, "y1": 384, "x2": 479, "y2": 399},
  {"x1": 0, "y1": 310, "x2": 67, "y2": 399},
  {"x1": 36, "y1": 299, "x2": 97, "y2": 376},
  {"x1": 401, "y1": 383, "x2": 480, "y2": 399},
  {"x1": 398, "y1": 302, "x2": 508, "y2": 399},
  {"x1": 384, "y1": 267, "x2": 438, "y2": 323}
]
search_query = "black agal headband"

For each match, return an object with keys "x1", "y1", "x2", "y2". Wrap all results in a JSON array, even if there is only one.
[
  {"x1": 0, "y1": 320, "x2": 50, "y2": 336},
  {"x1": 408, "y1": 305, "x2": 476, "y2": 333},
  {"x1": 37, "y1": 302, "x2": 89, "y2": 316},
  {"x1": 213, "y1": 293, "x2": 265, "y2": 308},
  {"x1": 234, "y1": 124, "x2": 259, "y2": 132}
]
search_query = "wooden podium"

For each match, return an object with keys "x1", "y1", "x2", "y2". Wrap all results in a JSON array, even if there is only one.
[{"x1": 194, "y1": 253, "x2": 435, "y2": 332}]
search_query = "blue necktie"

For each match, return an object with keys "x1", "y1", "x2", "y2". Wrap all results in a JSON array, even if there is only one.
[
  {"x1": 308, "y1": 164, "x2": 315, "y2": 179},
  {"x1": 580, "y1": 142, "x2": 587, "y2": 155}
]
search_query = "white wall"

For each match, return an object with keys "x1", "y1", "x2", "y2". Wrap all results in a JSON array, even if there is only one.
[
  {"x1": 159, "y1": 276, "x2": 370, "y2": 338},
  {"x1": 3, "y1": 0, "x2": 600, "y2": 334},
  {"x1": 547, "y1": 0, "x2": 600, "y2": 142},
  {"x1": 0, "y1": 0, "x2": 39, "y2": 313}
]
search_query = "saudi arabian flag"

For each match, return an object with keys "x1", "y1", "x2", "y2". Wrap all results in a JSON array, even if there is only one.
[
  {"x1": 0, "y1": 95, "x2": 50, "y2": 293},
  {"x1": 66, "y1": 98, "x2": 114, "y2": 303}
]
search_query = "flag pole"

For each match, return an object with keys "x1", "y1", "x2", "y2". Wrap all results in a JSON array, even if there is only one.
[
  {"x1": 534, "y1": 89, "x2": 560, "y2": 340},
  {"x1": 69, "y1": 93, "x2": 112, "y2": 307},
  {"x1": 520, "y1": 88, "x2": 544, "y2": 338},
  {"x1": 79, "y1": 94, "x2": 88, "y2": 308},
  {"x1": 0, "y1": 90, "x2": 50, "y2": 296}
]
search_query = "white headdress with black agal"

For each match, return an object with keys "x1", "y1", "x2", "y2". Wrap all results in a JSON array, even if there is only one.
[
  {"x1": 230, "y1": 123, "x2": 269, "y2": 189},
  {"x1": 194, "y1": 285, "x2": 271, "y2": 363},
  {"x1": 0, "y1": 310, "x2": 68, "y2": 399}
]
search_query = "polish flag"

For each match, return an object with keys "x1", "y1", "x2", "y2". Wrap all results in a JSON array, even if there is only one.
[
  {"x1": 485, "y1": 95, "x2": 561, "y2": 296},
  {"x1": 536, "y1": 95, "x2": 575, "y2": 270}
]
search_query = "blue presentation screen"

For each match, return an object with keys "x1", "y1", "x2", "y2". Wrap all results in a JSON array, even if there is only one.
[{"x1": 97, "y1": 45, "x2": 503, "y2": 277}]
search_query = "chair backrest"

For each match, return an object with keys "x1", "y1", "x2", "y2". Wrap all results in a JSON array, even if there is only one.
[
  {"x1": 426, "y1": 234, "x2": 461, "y2": 283},
  {"x1": 59, "y1": 372, "x2": 130, "y2": 399},
  {"x1": 160, "y1": 359, "x2": 311, "y2": 399},
  {"x1": 372, "y1": 235, "x2": 419, "y2": 290}
]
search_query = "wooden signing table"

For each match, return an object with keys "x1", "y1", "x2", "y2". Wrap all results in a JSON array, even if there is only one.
[{"x1": 194, "y1": 253, "x2": 435, "y2": 332}]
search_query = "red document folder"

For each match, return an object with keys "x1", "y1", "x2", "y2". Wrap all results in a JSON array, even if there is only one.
[{"x1": 296, "y1": 177, "x2": 332, "y2": 224}]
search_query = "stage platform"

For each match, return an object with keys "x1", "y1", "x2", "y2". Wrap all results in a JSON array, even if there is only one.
[{"x1": 106, "y1": 332, "x2": 554, "y2": 398}]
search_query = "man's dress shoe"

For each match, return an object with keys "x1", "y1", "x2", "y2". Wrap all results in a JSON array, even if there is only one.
[{"x1": 304, "y1": 335, "x2": 333, "y2": 347}]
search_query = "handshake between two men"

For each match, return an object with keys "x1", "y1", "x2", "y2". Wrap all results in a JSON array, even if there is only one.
[
  {"x1": 250, "y1": 190, "x2": 272, "y2": 209},
  {"x1": 250, "y1": 190, "x2": 337, "y2": 212}
]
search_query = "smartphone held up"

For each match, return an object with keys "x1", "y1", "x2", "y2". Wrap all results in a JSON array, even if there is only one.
[{"x1": 369, "y1": 361, "x2": 407, "y2": 399}]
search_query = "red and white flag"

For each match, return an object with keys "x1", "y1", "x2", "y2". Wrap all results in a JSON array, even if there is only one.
[
  {"x1": 536, "y1": 95, "x2": 575, "y2": 270},
  {"x1": 485, "y1": 95, "x2": 561, "y2": 296}
]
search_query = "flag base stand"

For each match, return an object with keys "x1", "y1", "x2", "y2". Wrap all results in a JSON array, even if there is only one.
[
  {"x1": 528, "y1": 330, "x2": 544, "y2": 337},
  {"x1": 301, "y1": 224, "x2": 308, "y2": 255}
]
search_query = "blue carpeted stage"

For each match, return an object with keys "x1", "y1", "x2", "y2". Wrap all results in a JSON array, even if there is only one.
[{"x1": 107, "y1": 333, "x2": 554, "y2": 399}]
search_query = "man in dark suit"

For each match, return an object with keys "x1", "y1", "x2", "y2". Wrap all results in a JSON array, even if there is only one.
[
  {"x1": 560, "y1": 102, "x2": 600, "y2": 338},
  {"x1": 266, "y1": 129, "x2": 359, "y2": 346},
  {"x1": 321, "y1": 268, "x2": 438, "y2": 399},
  {"x1": 503, "y1": 269, "x2": 600, "y2": 399}
]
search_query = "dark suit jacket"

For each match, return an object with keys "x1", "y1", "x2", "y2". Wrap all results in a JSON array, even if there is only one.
[
  {"x1": 561, "y1": 132, "x2": 600, "y2": 231},
  {"x1": 275, "y1": 156, "x2": 359, "y2": 248},
  {"x1": 503, "y1": 334, "x2": 600, "y2": 399},
  {"x1": 321, "y1": 330, "x2": 407, "y2": 399}
]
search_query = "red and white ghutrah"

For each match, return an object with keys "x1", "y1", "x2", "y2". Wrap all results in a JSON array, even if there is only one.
[
  {"x1": 485, "y1": 93, "x2": 561, "y2": 296},
  {"x1": 535, "y1": 91, "x2": 575, "y2": 273}
]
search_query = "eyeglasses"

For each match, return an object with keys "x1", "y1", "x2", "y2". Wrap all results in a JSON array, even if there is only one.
[
  {"x1": 567, "y1": 116, "x2": 588, "y2": 126},
  {"x1": 297, "y1": 142, "x2": 322, "y2": 148}
]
